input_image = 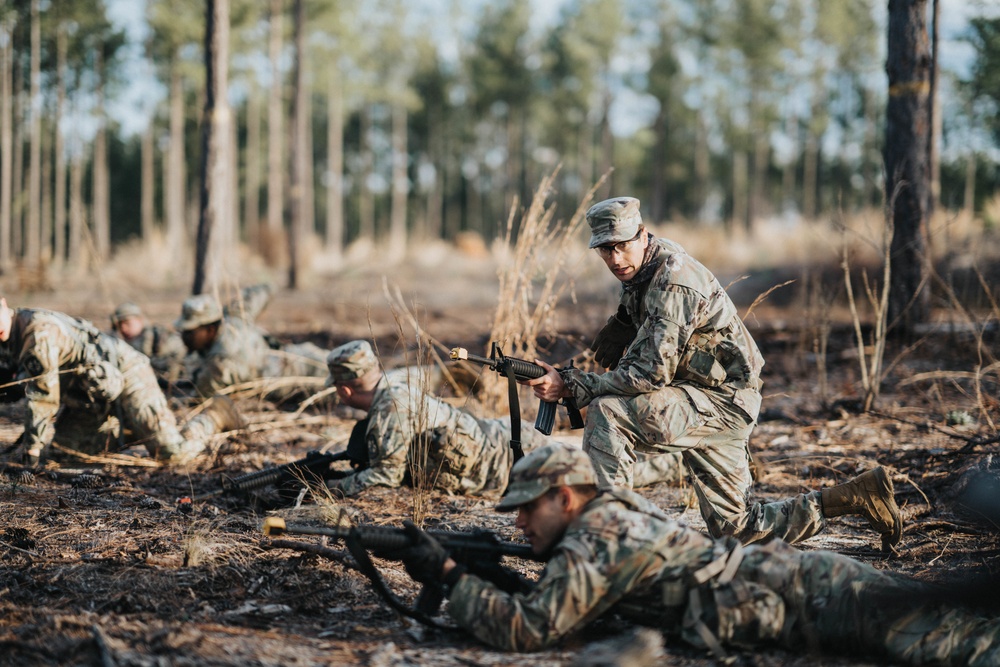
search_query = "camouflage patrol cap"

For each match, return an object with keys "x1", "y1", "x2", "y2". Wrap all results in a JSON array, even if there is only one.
[
  {"x1": 586, "y1": 197, "x2": 643, "y2": 248},
  {"x1": 326, "y1": 340, "x2": 379, "y2": 384},
  {"x1": 496, "y1": 443, "x2": 596, "y2": 511},
  {"x1": 175, "y1": 294, "x2": 223, "y2": 331},
  {"x1": 112, "y1": 302, "x2": 143, "y2": 324}
]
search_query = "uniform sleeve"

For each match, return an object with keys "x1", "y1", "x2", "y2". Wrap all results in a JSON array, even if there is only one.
[
  {"x1": 192, "y1": 355, "x2": 234, "y2": 398},
  {"x1": 224, "y1": 283, "x2": 274, "y2": 323},
  {"x1": 445, "y1": 548, "x2": 623, "y2": 652},
  {"x1": 562, "y1": 285, "x2": 699, "y2": 406},
  {"x1": 328, "y1": 400, "x2": 411, "y2": 496},
  {"x1": 19, "y1": 326, "x2": 64, "y2": 449}
]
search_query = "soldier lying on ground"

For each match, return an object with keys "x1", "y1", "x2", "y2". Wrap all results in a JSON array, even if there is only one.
[
  {"x1": 324, "y1": 340, "x2": 683, "y2": 497},
  {"x1": 386, "y1": 443, "x2": 998, "y2": 665},
  {"x1": 109, "y1": 301, "x2": 190, "y2": 386},
  {"x1": 0, "y1": 297, "x2": 240, "y2": 466},
  {"x1": 176, "y1": 284, "x2": 329, "y2": 401},
  {"x1": 523, "y1": 196, "x2": 902, "y2": 550}
]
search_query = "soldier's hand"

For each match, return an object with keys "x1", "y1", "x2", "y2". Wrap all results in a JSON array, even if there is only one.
[
  {"x1": 521, "y1": 360, "x2": 569, "y2": 402},
  {"x1": 591, "y1": 305, "x2": 636, "y2": 370},
  {"x1": 395, "y1": 521, "x2": 449, "y2": 585}
]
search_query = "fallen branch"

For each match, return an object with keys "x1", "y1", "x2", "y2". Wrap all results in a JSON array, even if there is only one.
[{"x1": 261, "y1": 537, "x2": 356, "y2": 571}]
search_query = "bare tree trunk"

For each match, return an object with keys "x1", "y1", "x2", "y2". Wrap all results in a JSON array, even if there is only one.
[
  {"x1": 287, "y1": 0, "x2": 305, "y2": 289},
  {"x1": 141, "y1": 121, "x2": 155, "y2": 240},
  {"x1": 167, "y1": 65, "x2": 186, "y2": 256},
  {"x1": 650, "y1": 108, "x2": 666, "y2": 224},
  {"x1": 267, "y1": 0, "x2": 285, "y2": 249},
  {"x1": 25, "y1": 0, "x2": 41, "y2": 268},
  {"x1": 963, "y1": 152, "x2": 976, "y2": 215},
  {"x1": 92, "y1": 46, "x2": 110, "y2": 261},
  {"x1": 885, "y1": 0, "x2": 931, "y2": 334},
  {"x1": 731, "y1": 150, "x2": 747, "y2": 231},
  {"x1": 226, "y1": 99, "x2": 238, "y2": 254},
  {"x1": 193, "y1": 0, "x2": 231, "y2": 294},
  {"x1": 802, "y1": 127, "x2": 818, "y2": 220},
  {"x1": 303, "y1": 85, "x2": 314, "y2": 245},
  {"x1": 359, "y1": 105, "x2": 374, "y2": 241},
  {"x1": 40, "y1": 126, "x2": 51, "y2": 264},
  {"x1": 693, "y1": 119, "x2": 709, "y2": 221},
  {"x1": 927, "y1": 0, "x2": 941, "y2": 217},
  {"x1": 0, "y1": 14, "x2": 14, "y2": 271},
  {"x1": 245, "y1": 87, "x2": 261, "y2": 250},
  {"x1": 69, "y1": 147, "x2": 84, "y2": 269},
  {"x1": 12, "y1": 63, "x2": 24, "y2": 259},
  {"x1": 388, "y1": 103, "x2": 407, "y2": 260},
  {"x1": 53, "y1": 29, "x2": 67, "y2": 266},
  {"x1": 325, "y1": 67, "x2": 344, "y2": 259}
]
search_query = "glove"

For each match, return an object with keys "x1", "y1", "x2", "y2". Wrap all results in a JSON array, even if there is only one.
[
  {"x1": 395, "y1": 521, "x2": 449, "y2": 586},
  {"x1": 590, "y1": 305, "x2": 637, "y2": 370}
]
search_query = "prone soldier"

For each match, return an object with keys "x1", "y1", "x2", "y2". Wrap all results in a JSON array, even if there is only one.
[
  {"x1": 109, "y1": 301, "x2": 189, "y2": 385},
  {"x1": 0, "y1": 297, "x2": 240, "y2": 466},
  {"x1": 387, "y1": 444, "x2": 999, "y2": 665}
]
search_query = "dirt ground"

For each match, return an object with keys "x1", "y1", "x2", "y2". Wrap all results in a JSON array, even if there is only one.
[{"x1": 1, "y1": 242, "x2": 999, "y2": 667}]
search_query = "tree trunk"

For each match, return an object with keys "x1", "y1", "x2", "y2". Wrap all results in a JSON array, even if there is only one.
[
  {"x1": 388, "y1": 103, "x2": 407, "y2": 260},
  {"x1": 749, "y1": 118, "x2": 769, "y2": 231},
  {"x1": 141, "y1": 121, "x2": 155, "y2": 240},
  {"x1": 287, "y1": 0, "x2": 305, "y2": 289},
  {"x1": 358, "y1": 105, "x2": 374, "y2": 241},
  {"x1": 193, "y1": 0, "x2": 231, "y2": 295},
  {"x1": 12, "y1": 63, "x2": 24, "y2": 259},
  {"x1": 885, "y1": 0, "x2": 931, "y2": 334},
  {"x1": 325, "y1": 67, "x2": 344, "y2": 259},
  {"x1": 267, "y1": 0, "x2": 285, "y2": 250},
  {"x1": 53, "y1": 29, "x2": 67, "y2": 266},
  {"x1": 167, "y1": 65, "x2": 186, "y2": 257},
  {"x1": 25, "y1": 0, "x2": 41, "y2": 268},
  {"x1": 69, "y1": 147, "x2": 84, "y2": 270},
  {"x1": 731, "y1": 150, "x2": 747, "y2": 231},
  {"x1": 927, "y1": 0, "x2": 941, "y2": 217},
  {"x1": 650, "y1": 108, "x2": 666, "y2": 224},
  {"x1": 244, "y1": 89, "x2": 260, "y2": 250},
  {"x1": 92, "y1": 46, "x2": 110, "y2": 261},
  {"x1": 693, "y1": 119, "x2": 709, "y2": 221},
  {"x1": 0, "y1": 14, "x2": 14, "y2": 271},
  {"x1": 963, "y1": 151, "x2": 976, "y2": 215},
  {"x1": 40, "y1": 125, "x2": 51, "y2": 264}
]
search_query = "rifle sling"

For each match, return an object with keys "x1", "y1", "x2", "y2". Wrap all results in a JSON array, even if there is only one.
[
  {"x1": 500, "y1": 359, "x2": 524, "y2": 463},
  {"x1": 343, "y1": 529, "x2": 451, "y2": 630}
]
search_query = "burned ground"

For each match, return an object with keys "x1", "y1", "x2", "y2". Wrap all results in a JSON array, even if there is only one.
[{"x1": 1, "y1": 245, "x2": 998, "y2": 667}]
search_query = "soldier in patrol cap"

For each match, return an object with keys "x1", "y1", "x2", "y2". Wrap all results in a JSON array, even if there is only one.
[
  {"x1": 110, "y1": 302, "x2": 189, "y2": 385},
  {"x1": 176, "y1": 285, "x2": 329, "y2": 400},
  {"x1": 386, "y1": 443, "x2": 999, "y2": 664},
  {"x1": 520, "y1": 196, "x2": 903, "y2": 551},
  {"x1": 0, "y1": 297, "x2": 240, "y2": 466},
  {"x1": 324, "y1": 339, "x2": 555, "y2": 497}
]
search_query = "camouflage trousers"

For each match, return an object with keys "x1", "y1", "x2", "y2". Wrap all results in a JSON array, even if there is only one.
[
  {"x1": 584, "y1": 384, "x2": 825, "y2": 544},
  {"x1": 54, "y1": 340, "x2": 218, "y2": 463},
  {"x1": 737, "y1": 540, "x2": 1000, "y2": 666}
]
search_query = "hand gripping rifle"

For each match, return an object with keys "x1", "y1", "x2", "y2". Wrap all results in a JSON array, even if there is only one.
[
  {"x1": 262, "y1": 517, "x2": 540, "y2": 627},
  {"x1": 194, "y1": 418, "x2": 370, "y2": 502},
  {"x1": 450, "y1": 344, "x2": 584, "y2": 461}
]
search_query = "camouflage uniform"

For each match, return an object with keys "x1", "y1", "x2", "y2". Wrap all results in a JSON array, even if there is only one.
[
  {"x1": 564, "y1": 197, "x2": 823, "y2": 544},
  {"x1": 445, "y1": 445, "x2": 999, "y2": 665},
  {"x1": 0, "y1": 308, "x2": 224, "y2": 463},
  {"x1": 178, "y1": 285, "x2": 328, "y2": 399},
  {"x1": 110, "y1": 302, "x2": 189, "y2": 384},
  {"x1": 325, "y1": 340, "x2": 550, "y2": 497}
]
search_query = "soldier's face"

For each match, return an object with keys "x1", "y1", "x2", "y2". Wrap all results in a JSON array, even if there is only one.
[
  {"x1": 182, "y1": 324, "x2": 217, "y2": 352},
  {"x1": 0, "y1": 299, "x2": 11, "y2": 342},
  {"x1": 515, "y1": 488, "x2": 571, "y2": 556},
  {"x1": 597, "y1": 230, "x2": 648, "y2": 282},
  {"x1": 117, "y1": 316, "x2": 144, "y2": 340}
]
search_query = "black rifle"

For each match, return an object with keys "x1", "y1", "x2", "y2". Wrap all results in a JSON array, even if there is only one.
[
  {"x1": 262, "y1": 517, "x2": 540, "y2": 625},
  {"x1": 451, "y1": 344, "x2": 584, "y2": 458},
  {"x1": 196, "y1": 418, "x2": 370, "y2": 501}
]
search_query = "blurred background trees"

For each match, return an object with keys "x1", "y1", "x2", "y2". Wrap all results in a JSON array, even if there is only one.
[{"x1": 0, "y1": 0, "x2": 997, "y2": 291}]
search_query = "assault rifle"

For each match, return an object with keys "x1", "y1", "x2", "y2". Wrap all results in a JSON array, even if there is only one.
[
  {"x1": 195, "y1": 418, "x2": 370, "y2": 502},
  {"x1": 451, "y1": 344, "x2": 585, "y2": 436},
  {"x1": 262, "y1": 517, "x2": 540, "y2": 625}
]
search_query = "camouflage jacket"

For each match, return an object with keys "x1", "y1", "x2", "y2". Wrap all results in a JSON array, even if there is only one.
[
  {"x1": 190, "y1": 318, "x2": 273, "y2": 398},
  {"x1": 119, "y1": 324, "x2": 188, "y2": 381},
  {"x1": 561, "y1": 237, "x2": 764, "y2": 421},
  {"x1": 447, "y1": 490, "x2": 721, "y2": 651},
  {"x1": 330, "y1": 373, "x2": 511, "y2": 497},
  {"x1": 0, "y1": 309, "x2": 128, "y2": 449}
]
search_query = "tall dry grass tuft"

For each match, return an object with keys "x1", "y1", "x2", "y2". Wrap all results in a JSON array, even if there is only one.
[{"x1": 479, "y1": 170, "x2": 607, "y2": 417}]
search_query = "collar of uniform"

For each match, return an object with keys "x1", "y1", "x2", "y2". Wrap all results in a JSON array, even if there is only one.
[{"x1": 622, "y1": 233, "x2": 664, "y2": 293}]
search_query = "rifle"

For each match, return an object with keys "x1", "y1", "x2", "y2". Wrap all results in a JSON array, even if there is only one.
[
  {"x1": 451, "y1": 344, "x2": 585, "y2": 437},
  {"x1": 262, "y1": 516, "x2": 540, "y2": 626},
  {"x1": 195, "y1": 418, "x2": 370, "y2": 502}
]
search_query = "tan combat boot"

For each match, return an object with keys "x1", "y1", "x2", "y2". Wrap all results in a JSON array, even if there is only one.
[{"x1": 821, "y1": 466, "x2": 902, "y2": 551}]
